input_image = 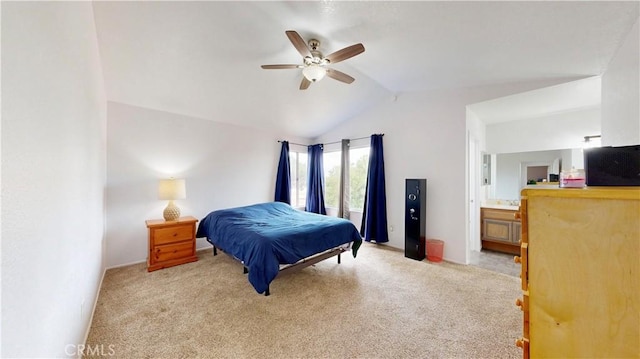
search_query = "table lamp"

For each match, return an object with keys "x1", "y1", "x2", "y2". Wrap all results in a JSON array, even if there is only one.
[{"x1": 158, "y1": 178, "x2": 186, "y2": 221}]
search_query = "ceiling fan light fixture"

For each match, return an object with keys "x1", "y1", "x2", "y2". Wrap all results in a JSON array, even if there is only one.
[
  {"x1": 302, "y1": 64, "x2": 327, "y2": 82},
  {"x1": 261, "y1": 30, "x2": 364, "y2": 89}
]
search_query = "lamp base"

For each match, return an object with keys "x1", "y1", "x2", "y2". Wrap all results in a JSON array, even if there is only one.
[{"x1": 163, "y1": 201, "x2": 181, "y2": 221}]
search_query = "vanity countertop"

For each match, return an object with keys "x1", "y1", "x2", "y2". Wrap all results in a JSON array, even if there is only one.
[{"x1": 480, "y1": 204, "x2": 519, "y2": 211}]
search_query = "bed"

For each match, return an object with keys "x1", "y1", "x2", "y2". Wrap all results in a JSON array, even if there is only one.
[{"x1": 196, "y1": 202, "x2": 363, "y2": 295}]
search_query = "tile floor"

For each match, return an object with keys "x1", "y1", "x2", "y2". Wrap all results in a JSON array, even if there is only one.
[{"x1": 469, "y1": 249, "x2": 520, "y2": 277}]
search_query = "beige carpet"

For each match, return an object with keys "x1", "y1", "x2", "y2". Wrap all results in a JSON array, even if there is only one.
[{"x1": 86, "y1": 243, "x2": 522, "y2": 358}]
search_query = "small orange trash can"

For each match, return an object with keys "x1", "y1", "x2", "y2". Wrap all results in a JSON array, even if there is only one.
[{"x1": 426, "y1": 239, "x2": 444, "y2": 262}]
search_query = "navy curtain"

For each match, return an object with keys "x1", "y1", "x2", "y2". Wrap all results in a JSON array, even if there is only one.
[
  {"x1": 361, "y1": 134, "x2": 389, "y2": 242},
  {"x1": 274, "y1": 141, "x2": 291, "y2": 204},
  {"x1": 305, "y1": 144, "x2": 326, "y2": 214}
]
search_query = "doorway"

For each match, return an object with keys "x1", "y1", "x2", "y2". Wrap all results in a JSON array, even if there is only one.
[
  {"x1": 520, "y1": 162, "x2": 552, "y2": 186},
  {"x1": 527, "y1": 166, "x2": 548, "y2": 183}
]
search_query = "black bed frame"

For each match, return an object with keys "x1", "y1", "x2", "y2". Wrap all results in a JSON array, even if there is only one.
[{"x1": 212, "y1": 245, "x2": 348, "y2": 296}]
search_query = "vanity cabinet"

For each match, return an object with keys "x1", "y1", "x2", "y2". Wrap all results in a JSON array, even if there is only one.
[
  {"x1": 514, "y1": 187, "x2": 639, "y2": 358},
  {"x1": 480, "y1": 207, "x2": 520, "y2": 255}
]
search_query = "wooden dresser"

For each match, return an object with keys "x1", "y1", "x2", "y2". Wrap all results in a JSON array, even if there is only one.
[
  {"x1": 146, "y1": 216, "x2": 198, "y2": 272},
  {"x1": 515, "y1": 187, "x2": 640, "y2": 358}
]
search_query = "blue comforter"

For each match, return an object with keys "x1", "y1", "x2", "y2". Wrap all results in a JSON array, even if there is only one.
[{"x1": 196, "y1": 202, "x2": 362, "y2": 294}]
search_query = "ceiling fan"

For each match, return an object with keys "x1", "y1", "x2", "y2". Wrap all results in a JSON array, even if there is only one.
[{"x1": 261, "y1": 30, "x2": 365, "y2": 90}]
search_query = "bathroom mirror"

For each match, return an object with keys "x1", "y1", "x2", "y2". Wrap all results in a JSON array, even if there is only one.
[{"x1": 491, "y1": 148, "x2": 583, "y2": 200}]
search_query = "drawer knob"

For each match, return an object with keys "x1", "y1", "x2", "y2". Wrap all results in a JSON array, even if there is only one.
[
  {"x1": 515, "y1": 298, "x2": 523, "y2": 309},
  {"x1": 514, "y1": 212, "x2": 521, "y2": 219},
  {"x1": 515, "y1": 338, "x2": 525, "y2": 348},
  {"x1": 514, "y1": 256, "x2": 521, "y2": 264}
]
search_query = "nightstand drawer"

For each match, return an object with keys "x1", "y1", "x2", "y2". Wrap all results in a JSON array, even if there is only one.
[
  {"x1": 146, "y1": 216, "x2": 198, "y2": 272},
  {"x1": 153, "y1": 225, "x2": 193, "y2": 245},
  {"x1": 152, "y1": 242, "x2": 194, "y2": 263}
]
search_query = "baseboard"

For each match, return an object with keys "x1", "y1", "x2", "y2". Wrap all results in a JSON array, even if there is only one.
[
  {"x1": 105, "y1": 258, "x2": 146, "y2": 270},
  {"x1": 105, "y1": 241, "x2": 212, "y2": 271},
  {"x1": 80, "y1": 266, "x2": 107, "y2": 358}
]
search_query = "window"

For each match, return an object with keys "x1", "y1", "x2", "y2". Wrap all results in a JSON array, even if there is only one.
[
  {"x1": 323, "y1": 151, "x2": 341, "y2": 209},
  {"x1": 349, "y1": 147, "x2": 369, "y2": 212},
  {"x1": 290, "y1": 145, "x2": 369, "y2": 212},
  {"x1": 289, "y1": 151, "x2": 307, "y2": 209},
  {"x1": 322, "y1": 147, "x2": 369, "y2": 211}
]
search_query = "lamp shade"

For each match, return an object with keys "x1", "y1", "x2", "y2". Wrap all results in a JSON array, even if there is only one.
[
  {"x1": 302, "y1": 64, "x2": 327, "y2": 82},
  {"x1": 158, "y1": 179, "x2": 186, "y2": 200}
]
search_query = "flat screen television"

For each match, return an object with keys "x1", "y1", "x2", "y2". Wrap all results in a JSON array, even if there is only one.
[{"x1": 584, "y1": 145, "x2": 640, "y2": 186}]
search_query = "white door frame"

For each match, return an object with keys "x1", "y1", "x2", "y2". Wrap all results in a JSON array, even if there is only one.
[{"x1": 466, "y1": 131, "x2": 481, "y2": 264}]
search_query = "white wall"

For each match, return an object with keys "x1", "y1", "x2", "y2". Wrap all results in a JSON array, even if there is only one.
[
  {"x1": 466, "y1": 108, "x2": 487, "y2": 153},
  {"x1": 561, "y1": 148, "x2": 585, "y2": 170},
  {"x1": 486, "y1": 107, "x2": 601, "y2": 154},
  {"x1": 106, "y1": 102, "x2": 297, "y2": 267},
  {"x1": 1, "y1": 2, "x2": 107, "y2": 357},
  {"x1": 315, "y1": 80, "x2": 571, "y2": 264},
  {"x1": 602, "y1": 17, "x2": 640, "y2": 146}
]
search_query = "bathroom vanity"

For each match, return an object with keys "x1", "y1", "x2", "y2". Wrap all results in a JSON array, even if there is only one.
[{"x1": 480, "y1": 204, "x2": 520, "y2": 255}]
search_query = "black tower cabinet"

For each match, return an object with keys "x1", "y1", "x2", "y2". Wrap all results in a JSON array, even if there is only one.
[{"x1": 405, "y1": 178, "x2": 426, "y2": 260}]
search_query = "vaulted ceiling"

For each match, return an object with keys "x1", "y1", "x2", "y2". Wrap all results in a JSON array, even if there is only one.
[{"x1": 92, "y1": 1, "x2": 639, "y2": 138}]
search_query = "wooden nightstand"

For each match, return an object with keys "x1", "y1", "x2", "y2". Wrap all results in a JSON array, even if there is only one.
[{"x1": 145, "y1": 216, "x2": 198, "y2": 272}]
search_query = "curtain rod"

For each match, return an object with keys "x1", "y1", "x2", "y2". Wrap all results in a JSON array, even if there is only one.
[{"x1": 278, "y1": 134, "x2": 384, "y2": 147}]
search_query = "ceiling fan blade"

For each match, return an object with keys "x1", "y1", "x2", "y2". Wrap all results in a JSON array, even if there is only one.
[
  {"x1": 286, "y1": 30, "x2": 311, "y2": 58},
  {"x1": 300, "y1": 77, "x2": 311, "y2": 90},
  {"x1": 325, "y1": 43, "x2": 365, "y2": 64},
  {"x1": 326, "y1": 69, "x2": 355, "y2": 84},
  {"x1": 261, "y1": 64, "x2": 302, "y2": 69}
]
